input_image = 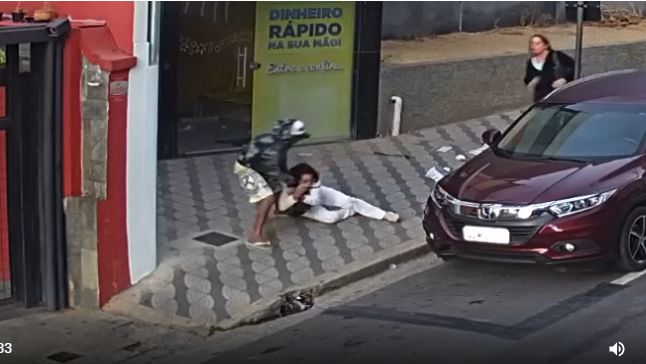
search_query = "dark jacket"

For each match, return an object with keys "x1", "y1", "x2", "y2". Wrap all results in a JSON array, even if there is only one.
[
  {"x1": 237, "y1": 119, "x2": 309, "y2": 192},
  {"x1": 281, "y1": 198, "x2": 311, "y2": 217},
  {"x1": 524, "y1": 50, "x2": 575, "y2": 102}
]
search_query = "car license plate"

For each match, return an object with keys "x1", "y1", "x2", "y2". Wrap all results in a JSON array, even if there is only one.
[{"x1": 462, "y1": 225, "x2": 510, "y2": 244}]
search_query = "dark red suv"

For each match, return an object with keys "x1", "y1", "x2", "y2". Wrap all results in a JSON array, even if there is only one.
[{"x1": 423, "y1": 70, "x2": 646, "y2": 271}]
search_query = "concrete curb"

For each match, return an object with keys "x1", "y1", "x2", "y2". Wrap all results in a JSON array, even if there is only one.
[
  {"x1": 214, "y1": 239, "x2": 430, "y2": 330},
  {"x1": 105, "y1": 239, "x2": 430, "y2": 332}
]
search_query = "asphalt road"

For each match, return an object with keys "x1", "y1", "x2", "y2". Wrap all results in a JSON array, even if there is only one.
[{"x1": 204, "y1": 259, "x2": 646, "y2": 364}]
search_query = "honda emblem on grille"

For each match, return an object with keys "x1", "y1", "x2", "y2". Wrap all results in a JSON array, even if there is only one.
[{"x1": 478, "y1": 204, "x2": 501, "y2": 220}]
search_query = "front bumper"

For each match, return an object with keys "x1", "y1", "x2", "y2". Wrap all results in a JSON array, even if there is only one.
[
  {"x1": 423, "y1": 201, "x2": 616, "y2": 265},
  {"x1": 427, "y1": 240, "x2": 610, "y2": 265}
]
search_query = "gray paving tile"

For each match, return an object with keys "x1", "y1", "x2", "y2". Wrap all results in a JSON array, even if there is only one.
[
  {"x1": 184, "y1": 273, "x2": 211, "y2": 294},
  {"x1": 391, "y1": 199, "x2": 413, "y2": 211},
  {"x1": 151, "y1": 282, "x2": 175, "y2": 300},
  {"x1": 406, "y1": 227, "x2": 426, "y2": 240},
  {"x1": 141, "y1": 109, "x2": 522, "y2": 325},
  {"x1": 322, "y1": 256, "x2": 346, "y2": 272},
  {"x1": 153, "y1": 264, "x2": 176, "y2": 282},
  {"x1": 183, "y1": 266, "x2": 209, "y2": 279},
  {"x1": 402, "y1": 217, "x2": 423, "y2": 230},
  {"x1": 216, "y1": 262, "x2": 244, "y2": 278},
  {"x1": 189, "y1": 297, "x2": 218, "y2": 322},
  {"x1": 218, "y1": 273, "x2": 247, "y2": 291},
  {"x1": 213, "y1": 248, "x2": 239, "y2": 261},
  {"x1": 346, "y1": 238, "x2": 369, "y2": 250},
  {"x1": 286, "y1": 256, "x2": 310, "y2": 273},
  {"x1": 255, "y1": 268, "x2": 280, "y2": 284},
  {"x1": 251, "y1": 257, "x2": 277, "y2": 273},
  {"x1": 258, "y1": 279, "x2": 283, "y2": 298},
  {"x1": 186, "y1": 288, "x2": 208, "y2": 305},
  {"x1": 378, "y1": 234, "x2": 403, "y2": 249},
  {"x1": 280, "y1": 245, "x2": 306, "y2": 259},
  {"x1": 290, "y1": 267, "x2": 315, "y2": 285},
  {"x1": 351, "y1": 245, "x2": 374, "y2": 262},
  {"x1": 339, "y1": 223, "x2": 364, "y2": 234},
  {"x1": 222, "y1": 286, "x2": 251, "y2": 303},
  {"x1": 374, "y1": 226, "x2": 397, "y2": 240},
  {"x1": 341, "y1": 230, "x2": 369, "y2": 241},
  {"x1": 155, "y1": 299, "x2": 179, "y2": 317},
  {"x1": 314, "y1": 243, "x2": 341, "y2": 262}
]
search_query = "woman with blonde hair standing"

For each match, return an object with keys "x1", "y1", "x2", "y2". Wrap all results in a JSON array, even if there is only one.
[{"x1": 524, "y1": 34, "x2": 575, "y2": 102}]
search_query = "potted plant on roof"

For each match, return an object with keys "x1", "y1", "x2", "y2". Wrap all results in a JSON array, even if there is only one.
[
  {"x1": 12, "y1": 2, "x2": 26, "y2": 23},
  {"x1": 34, "y1": 2, "x2": 57, "y2": 22}
]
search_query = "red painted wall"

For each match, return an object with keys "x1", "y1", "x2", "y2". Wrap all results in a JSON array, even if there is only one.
[
  {"x1": 97, "y1": 70, "x2": 131, "y2": 305},
  {"x1": 0, "y1": 2, "x2": 134, "y2": 53},
  {"x1": 63, "y1": 28, "x2": 82, "y2": 197},
  {"x1": 0, "y1": 5, "x2": 137, "y2": 304},
  {"x1": 76, "y1": 26, "x2": 136, "y2": 306}
]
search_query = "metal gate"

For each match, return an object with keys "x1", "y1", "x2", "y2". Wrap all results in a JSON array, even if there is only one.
[{"x1": 0, "y1": 20, "x2": 69, "y2": 309}]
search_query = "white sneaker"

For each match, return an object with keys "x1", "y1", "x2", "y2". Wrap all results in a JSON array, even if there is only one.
[{"x1": 384, "y1": 212, "x2": 400, "y2": 222}]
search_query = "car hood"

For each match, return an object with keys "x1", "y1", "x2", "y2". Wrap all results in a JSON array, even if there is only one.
[{"x1": 441, "y1": 150, "x2": 641, "y2": 205}]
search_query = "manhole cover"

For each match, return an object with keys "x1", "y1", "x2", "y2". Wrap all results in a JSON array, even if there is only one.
[
  {"x1": 47, "y1": 352, "x2": 82, "y2": 363},
  {"x1": 194, "y1": 231, "x2": 237, "y2": 247}
]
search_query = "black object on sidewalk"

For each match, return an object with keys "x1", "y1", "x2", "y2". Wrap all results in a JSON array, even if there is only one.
[{"x1": 280, "y1": 289, "x2": 315, "y2": 317}]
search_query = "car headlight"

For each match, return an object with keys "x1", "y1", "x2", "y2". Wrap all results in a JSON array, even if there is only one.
[
  {"x1": 546, "y1": 189, "x2": 617, "y2": 218},
  {"x1": 493, "y1": 189, "x2": 617, "y2": 219},
  {"x1": 486, "y1": 205, "x2": 537, "y2": 220}
]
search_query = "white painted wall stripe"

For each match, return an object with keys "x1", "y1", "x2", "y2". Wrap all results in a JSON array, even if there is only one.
[{"x1": 126, "y1": 1, "x2": 159, "y2": 283}]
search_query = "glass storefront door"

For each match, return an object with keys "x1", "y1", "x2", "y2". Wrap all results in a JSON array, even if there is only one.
[{"x1": 174, "y1": 1, "x2": 256, "y2": 155}]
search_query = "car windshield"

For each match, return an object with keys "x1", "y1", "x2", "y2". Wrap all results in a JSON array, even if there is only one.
[{"x1": 496, "y1": 103, "x2": 646, "y2": 161}]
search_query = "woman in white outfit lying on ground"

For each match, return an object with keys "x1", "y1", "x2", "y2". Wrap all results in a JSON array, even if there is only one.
[{"x1": 277, "y1": 163, "x2": 400, "y2": 224}]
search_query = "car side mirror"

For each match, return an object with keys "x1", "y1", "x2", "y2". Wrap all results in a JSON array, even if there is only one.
[{"x1": 481, "y1": 129, "x2": 502, "y2": 146}]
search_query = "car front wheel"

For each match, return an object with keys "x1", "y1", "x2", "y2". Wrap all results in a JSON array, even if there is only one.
[{"x1": 617, "y1": 207, "x2": 646, "y2": 271}]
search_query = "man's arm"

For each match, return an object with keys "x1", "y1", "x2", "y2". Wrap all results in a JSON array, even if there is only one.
[{"x1": 302, "y1": 182, "x2": 322, "y2": 206}]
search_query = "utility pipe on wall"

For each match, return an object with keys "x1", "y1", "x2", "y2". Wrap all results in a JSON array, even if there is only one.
[{"x1": 390, "y1": 96, "x2": 403, "y2": 136}]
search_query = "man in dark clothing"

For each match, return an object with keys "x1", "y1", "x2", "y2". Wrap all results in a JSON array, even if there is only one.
[
  {"x1": 234, "y1": 119, "x2": 309, "y2": 247},
  {"x1": 524, "y1": 34, "x2": 575, "y2": 102}
]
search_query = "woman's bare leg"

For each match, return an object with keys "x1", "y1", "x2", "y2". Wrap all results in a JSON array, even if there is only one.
[{"x1": 250, "y1": 194, "x2": 276, "y2": 243}]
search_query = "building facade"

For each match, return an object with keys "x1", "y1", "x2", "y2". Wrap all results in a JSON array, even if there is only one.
[{"x1": 0, "y1": 1, "x2": 382, "y2": 310}]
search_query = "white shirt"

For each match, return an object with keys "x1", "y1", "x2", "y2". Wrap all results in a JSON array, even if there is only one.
[{"x1": 531, "y1": 57, "x2": 544, "y2": 72}]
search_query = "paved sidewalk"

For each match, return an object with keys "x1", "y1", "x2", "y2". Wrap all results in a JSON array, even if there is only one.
[{"x1": 106, "y1": 109, "x2": 522, "y2": 328}]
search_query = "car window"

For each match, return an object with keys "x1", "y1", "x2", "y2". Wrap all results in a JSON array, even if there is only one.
[{"x1": 497, "y1": 104, "x2": 646, "y2": 160}]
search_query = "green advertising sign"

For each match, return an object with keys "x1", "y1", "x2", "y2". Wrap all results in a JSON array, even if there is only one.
[{"x1": 252, "y1": 2, "x2": 356, "y2": 140}]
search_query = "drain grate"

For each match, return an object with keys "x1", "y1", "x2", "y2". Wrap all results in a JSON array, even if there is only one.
[
  {"x1": 47, "y1": 352, "x2": 82, "y2": 363},
  {"x1": 193, "y1": 231, "x2": 237, "y2": 247}
]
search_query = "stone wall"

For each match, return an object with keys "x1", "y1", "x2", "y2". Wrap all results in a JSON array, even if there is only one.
[
  {"x1": 382, "y1": 1, "x2": 559, "y2": 39},
  {"x1": 377, "y1": 41, "x2": 646, "y2": 135},
  {"x1": 65, "y1": 57, "x2": 110, "y2": 308},
  {"x1": 382, "y1": 2, "x2": 646, "y2": 39}
]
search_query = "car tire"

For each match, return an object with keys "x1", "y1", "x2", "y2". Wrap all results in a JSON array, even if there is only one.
[{"x1": 617, "y1": 207, "x2": 646, "y2": 272}]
